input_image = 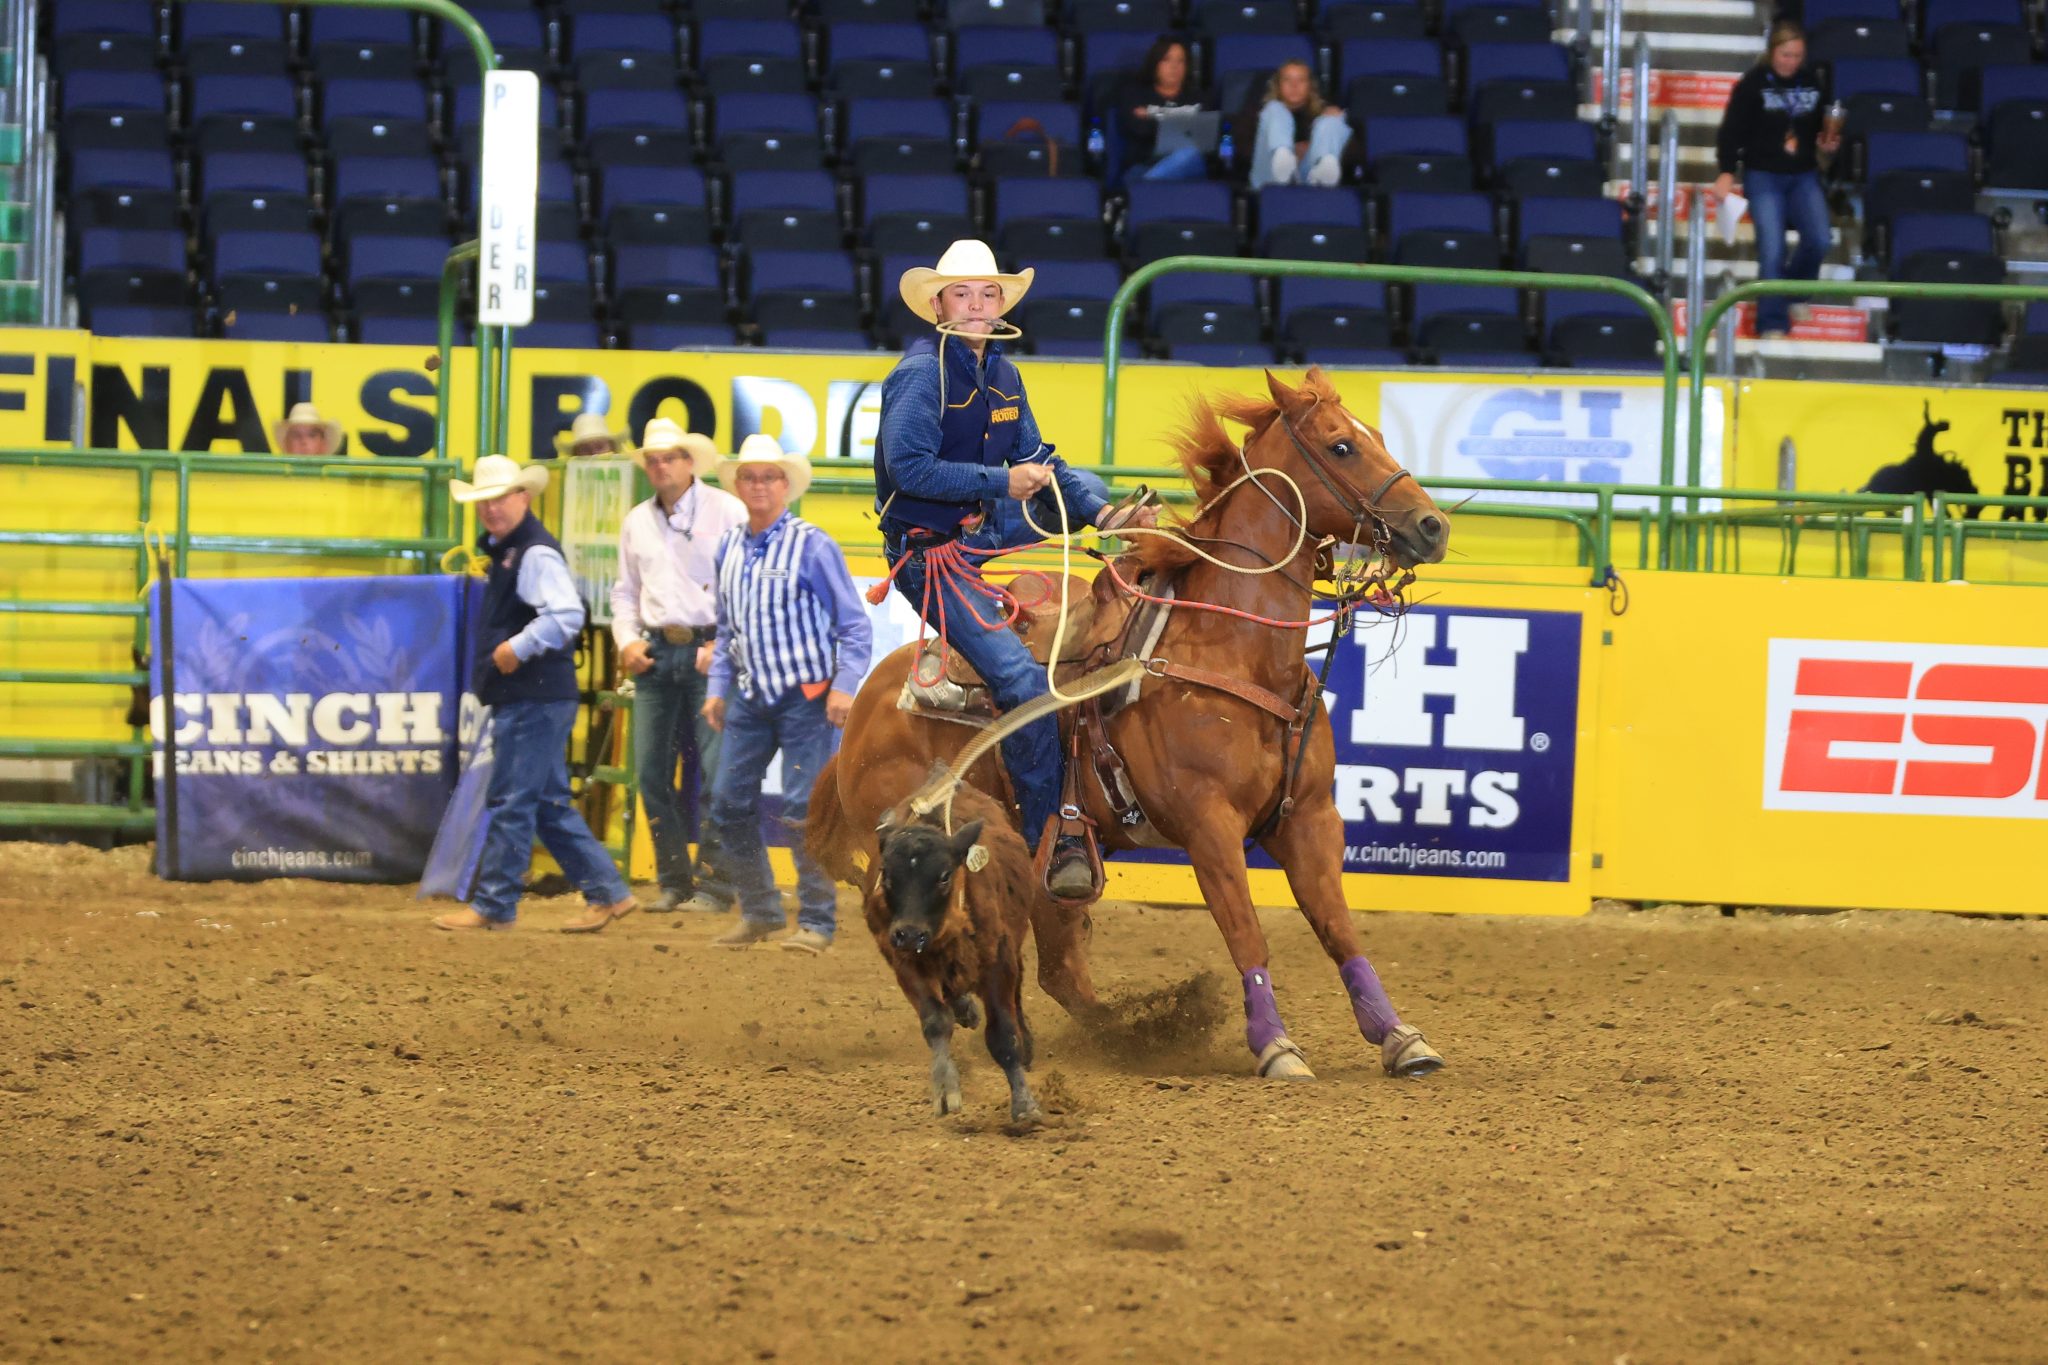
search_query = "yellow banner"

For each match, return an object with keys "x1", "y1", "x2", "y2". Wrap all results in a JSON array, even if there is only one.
[{"x1": 1734, "y1": 377, "x2": 2048, "y2": 511}]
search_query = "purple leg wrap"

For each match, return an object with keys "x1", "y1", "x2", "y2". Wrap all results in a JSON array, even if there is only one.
[
  {"x1": 1242, "y1": 967, "x2": 1287, "y2": 1056},
  {"x1": 1340, "y1": 955, "x2": 1402, "y2": 1045}
]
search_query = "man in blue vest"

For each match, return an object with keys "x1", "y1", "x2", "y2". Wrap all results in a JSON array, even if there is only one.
[
  {"x1": 875, "y1": 240, "x2": 1156, "y2": 900},
  {"x1": 432, "y1": 456, "x2": 637, "y2": 934}
]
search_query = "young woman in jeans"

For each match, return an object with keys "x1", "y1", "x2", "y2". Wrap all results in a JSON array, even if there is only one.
[
  {"x1": 1712, "y1": 21, "x2": 1841, "y2": 338},
  {"x1": 1248, "y1": 60, "x2": 1351, "y2": 190}
]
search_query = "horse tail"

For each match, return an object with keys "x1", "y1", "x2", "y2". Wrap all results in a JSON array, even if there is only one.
[{"x1": 803, "y1": 754, "x2": 867, "y2": 888}]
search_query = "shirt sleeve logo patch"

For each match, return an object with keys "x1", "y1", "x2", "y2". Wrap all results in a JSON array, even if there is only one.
[{"x1": 989, "y1": 406, "x2": 1020, "y2": 424}]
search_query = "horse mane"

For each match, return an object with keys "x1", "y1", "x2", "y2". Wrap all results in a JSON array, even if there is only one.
[{"x1": 1125, "y1": 370, "x2": 1340, "y2": 577}]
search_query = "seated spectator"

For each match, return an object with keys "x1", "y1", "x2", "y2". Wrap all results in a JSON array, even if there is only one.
[
  {"x1": 556, "y1": 411, "x2": 628, "y2": 459},
  {"x1": 1711, "y1": 21, "x2": 1839, "y2": 339},
  {"x1": 1248, "y1": 60, "x2": 1351, "y2": 190},
  {"x1": 273, "y1": 402, "x2": 343, "y2": 457},
  {"x1": 1116, "y1": 37, "x2": 1215, "y2": 183}
]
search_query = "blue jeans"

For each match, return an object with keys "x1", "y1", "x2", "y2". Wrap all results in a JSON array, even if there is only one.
[
  {"x1": 1745, "y1": 168, "x2": 1831, "y2": 334},
  {"x1": 885, "y1": 530, "x2": 1062, "y2": 849},
  {"x1": 710, "y1": 686, "x2": 839, "y2": 935},
  {"x1": 1139, "y1": 145, "x2": 1208, "y2": 181},
  {"x1": 472, "y1": 698, "x2": 630, "y2": 923},
  {"x1": 1249, "y1": 102, "x2": 1352, "y2": 189},
  {"x1": 632, "y1": 637, "x2": 734, "y2": 900}
]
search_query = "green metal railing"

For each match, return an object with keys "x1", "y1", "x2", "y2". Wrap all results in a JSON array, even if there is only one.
[
  {"x1": 1100, "y1": 256, "x2": 1690, "y2": 561},
  {"x1": 0, "y1": 449, "x2": 462, "y2": 830},
  {"x1": 1930, "y1": 493, "x2": 2048, "y2": 581}
]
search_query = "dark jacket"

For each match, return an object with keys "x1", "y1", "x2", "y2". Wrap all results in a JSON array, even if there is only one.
[
  {"x1": 474, "y1": 512, "x2": 579, "y2": 707},
  {"x1": 1114, "y1": 77, "x2": 1213, "y2": 164},
  {"x1": 874, "y1": 334, "x2": 1028, "y2": 536},
  {"x1": 1716, "y1": 63, "x2": 1829, "y2": 178}
]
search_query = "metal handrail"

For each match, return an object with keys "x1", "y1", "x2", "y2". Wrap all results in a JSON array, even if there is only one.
[
  {"x1": 1653, "y1": 110, "x2": 1679, "y2": 282},
  {"x1": 1099, "y1": 255, "x2": 1687, "y2": 560},
  {"x1": 1627, "y1": 34, "x2": 1651, "y2": 214},
  {"x1": 1930, "y1": 493, "x2": 2048, "y2": 580},
  {"x1": 1599, "y1": 0, "x2": 1624, "y2": 131}
]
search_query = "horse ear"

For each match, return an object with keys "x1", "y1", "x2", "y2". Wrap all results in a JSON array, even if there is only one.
[
  {"x1": 1264, "y1": 369, "x2": 1298, "y2": 411},
  {"x1": 950, "y1": 820, "x2": 984, "y2": 862}
]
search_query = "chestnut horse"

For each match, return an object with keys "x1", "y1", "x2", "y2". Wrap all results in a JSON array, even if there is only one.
[{"x1": 813, "y1": 368, "x2": 1451, "y2": 1081}]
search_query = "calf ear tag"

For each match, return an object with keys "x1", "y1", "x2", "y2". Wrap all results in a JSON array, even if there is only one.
[{"x1": 965, "y1": 844, "x2": 990, "y2": 873}]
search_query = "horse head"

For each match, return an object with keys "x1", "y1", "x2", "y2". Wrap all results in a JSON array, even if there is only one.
[{"x1": 1246, "y1": 368, "x2": 1449, "y2": 569}]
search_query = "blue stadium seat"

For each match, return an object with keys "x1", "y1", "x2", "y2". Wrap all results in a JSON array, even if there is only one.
[
  {"x1": 1193, "y1": 0, "x2": 1302, "y2": 35},
  {"x1": 77, "y1": 227, "x2": 187, "y2": 276},
  {"x1": 344, "y1": 233, "x2": 453, "y2": 288},
  {"x1": 1986, "y1": 103, "x2": 2048, "y2": 190},
  {"x1": 1919, "y1": 0, "x2": 2024, "y2": 38},
  {"x1": 1209, "y1": 34, "x2": 1316, "y2": 114},
  {"x1": 178, "y1": 2, "x2": 287, "y2": 44},
  {"x1": 208, "y1": 229, "x2": 324, "y2": 281},
  {"x1": 1255, "y1": 186, "x2": 1365, "y2": 253},
  {"x1": 320, "y1": 77, "x2": 432, "y2": 124},
  {"x1": 306, "y1": 6, "x2": 416, "y2": 48},
  {"x1": 224, "y1": 310, "x2": 332, "y2": 343},
  {"x1": 188, "y1": 73, "x2": 299, "y2": 125},
  {"x1": 60, "y1": 70, "x2": 166, "y2": 117},
  {"x1": 1462, "y1": 42, "x2": 1572, "y2": 103},
  {"x1": 826, "y1": 21, "x2": 932, "y2": 64},
  {"x1": 698, "y1": 18, "x2": 804, "y2": 62},
  {"x1": 1363, "y1": 116, "x2": 1473, "y2": 191},
  {"x1": 1338, "y1": 37, "x2": 1442, "y2": 88},
  {"x1": 1931, "y1": 24, "x2": 2033, "y2": 110},
  {"x1": 53, "y1": 1, "x2": 158, "y2": 42},
  {"x1": 1830, "y1": 58, "x2": 1923, "y2": 103},
  {"x1": 1322, "y1": 1, "x2": 1428, "y2": 42},
  {"x1": 1801, "y1": 0, "x2": 1900, "y2": 23},
  {"x1": 568, "y1": 11, "x2": 681, "y2": 58},
  {"x1": 612, "y1": 243, "x2": 724, "y2": 294},
  {"x1": 993, "y1": 177, "x2": 1107, "y2": 257},
  {"x1": 1808, "y1": 17, "x2": 1913, "y2": 65},
  {"x1": 952, "y1": 25, "x2": 1060, "y2": 75},
  {"x1": 1487, "y1": 117, "x2": 1597, "y2": 180},
  {"x1": 977, "y1": 99, "x2": 1082, "y2": 177},
  {"x1": 201, "y1": 150, "x2": 308, "y2": 198},
  {"x1": 1516, "y1": 195, "x2": 1624, "y2": 256},
  {"x1": 728, "y1": 169, "x2": 838, "y2": 222},
  {"x1": 947, "y1": 0, "x2": 1048, "y2": 25},
  {"x1": 1124, "y1": 179, "x2": 1238, "y2": 260},
  {"x1": 573, "y1": 50, "x2": 681, "y2": 93},
  {"x1": 580, "y1": 86, "x2": 690, "y2": 142},
  {"x1": 1065, "y1": 0, "x2": 1175, "y2": 32},
  {"x1": 715, "y1": 92, "x2": 821, "y2": 139},
  {"x1": 1976, "y1": 66, "x2": 2048, "y2": 121},
  {"x1": 1888, "y1": 212, "x2": 1994, "y2": 274},
  {"x1": 845, "y1": 97, "x2": 958, "y2": 172},
  {"x1": 1147, "y1": 272, "x2": 1259, "y2": 336},
  {"x1": 328, "y1": 155, "x2": 443, "y2": 213}
]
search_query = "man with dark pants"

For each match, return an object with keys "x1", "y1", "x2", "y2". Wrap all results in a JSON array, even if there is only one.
[
  {"x1": 433, "y1": 456, "x2": 636, "y2": 933},
  {"x1": 875, "y1": 239, "x2": 1155, "y2": 899},
  {"x1": 701, "y1": 436, "x2": 872, "y2": 954},
  {"x1": 611, "y1": 417, "x2": 748, "y2": 912}
]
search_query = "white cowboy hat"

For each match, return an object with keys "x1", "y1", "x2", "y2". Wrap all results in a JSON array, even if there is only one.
[
  {"x1": 632, "y1": 415, "x2": 719, "y2": 469},
  {"x1": 897, "y1": 239, "x2": 1034, "y2": 325},
  {"x1": 706, "y1": 432, "x2": 811, "y2": 500},
  {"x1": 554, "y1": 410, "x2": 629, "y2": 457},
  {"x1": 450, "y1": 454, "x2": 550, "y2": 504},
  {"x1": 271, "y1": 401, "x2": 343, "y2": 451}
]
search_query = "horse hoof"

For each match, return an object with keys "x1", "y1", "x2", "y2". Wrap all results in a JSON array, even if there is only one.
[
  {"x1": 934, "y1": 1088, "x2": 964, "y2": 1116},
  {"x1": 1382, "y1": 1025, "x2": 1444, "y2": 1078},
  {"x1": 1256, "y1": 1038, "x2": 1316, "y2": 1081},
  {"x1": 1009, "y1": 1097, "x2": 1044, "y2": 1127}
]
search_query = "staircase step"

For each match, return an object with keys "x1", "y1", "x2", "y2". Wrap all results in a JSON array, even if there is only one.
[
  {"x1": 1590, "y1": 68, "x2": 1742, "y2": 112},
  {"x1": 1585, "y1": 0, "x2": 1764, "y2": 34},
  {"x1": 1586, "y1": 101, "x2": 1722, "y2": 129},
  {"x1": 1587, "y1": 31, "x2": 1762, "y2": 71},
  {"x1": 1613, "y1": 141, "x2": 1720, "y2": 174}
]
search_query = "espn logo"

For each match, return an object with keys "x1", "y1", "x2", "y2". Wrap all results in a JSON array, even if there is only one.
[{"x1": 1763, "y1": 639, "x2": 2048, "y2": 819}]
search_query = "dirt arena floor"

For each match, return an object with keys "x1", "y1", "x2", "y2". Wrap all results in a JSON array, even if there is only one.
[{"x1": 2, "y1": 843, "x2": 2045, "y2": 1364}]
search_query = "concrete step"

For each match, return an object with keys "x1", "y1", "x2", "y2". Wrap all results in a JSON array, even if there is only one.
[
  {"x1": 1583, "y1": 0, "x2": 1764, "y2": 35},
  {"x1": 1613, "y1": 141, "x2": 1720, "y2": 175},
  {"x1": 1587, "y1": 101, "x2": 1722, "y2": 129},
  {"x1": 1586, "y1": 30, "x2": 1762, "y2": 71}
]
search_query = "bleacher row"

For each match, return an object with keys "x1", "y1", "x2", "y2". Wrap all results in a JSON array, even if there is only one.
[
  {"x1": 40, "y1": 0, "x2": 2048, "y2": 364},
  {"x1": 48, "y1": 0, "x2": 1667, "y2": 366}
]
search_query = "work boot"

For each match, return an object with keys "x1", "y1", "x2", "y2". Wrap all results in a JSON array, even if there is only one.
[
  {"x1": 1045, "y1": 835, "x2": 1096, "y2": 900},
  {"x1": 781, "y1": 928, "x2": 832, "y2": 955},
  {"x1": 561, "y1": 896, "x2": 637, "y2": 934},
  {"x1": 681, "y1": 888, "x2": 736, "y2": 914},
  {"x1": 712, "y1": 919, "x2": 781, "y2": 948},
  {"x1": 646, "y1": 888, "x2": 688, "y2": 913}
]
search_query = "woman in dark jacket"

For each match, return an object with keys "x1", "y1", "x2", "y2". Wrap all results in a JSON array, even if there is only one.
[
  {"x1": 1712, "y1": 21, "x2": 1841, "y2": 337},
  {"x1": 1115, "y1": 36, "x2": 1214, "y2": 182}
]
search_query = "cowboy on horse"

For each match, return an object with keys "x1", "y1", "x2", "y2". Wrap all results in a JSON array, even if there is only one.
[{"x1": 874, "y1": 239, "x2": 1158, "y2": 900}]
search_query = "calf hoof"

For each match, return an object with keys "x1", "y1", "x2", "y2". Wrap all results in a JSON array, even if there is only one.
[
  {"x1": 950, "y1": 996, "x2": 981, "y2": 1029},
  {"x1": 1382, "y1": 1025, "x2": 1444, "y2": 1078},
  {"x1": 1255, "y1": 1037, "x2": 1316, "y2": 1080}
]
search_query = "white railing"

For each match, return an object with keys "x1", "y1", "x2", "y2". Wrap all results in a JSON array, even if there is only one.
[
  {"x1": 1654, "y1": 110, "x2": 1680, "y2": 281},
  {"x1": 1599, "y1": 0, "x2": 1624, "y2": 131},
  {"x1": 1627, "y1": 34, "x2": 1651, "y2": 211}
]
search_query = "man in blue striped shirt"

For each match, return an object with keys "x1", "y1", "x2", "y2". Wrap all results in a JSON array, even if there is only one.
[{"x1": 701, "y1": 435, "x2": 873, "y2": 953}]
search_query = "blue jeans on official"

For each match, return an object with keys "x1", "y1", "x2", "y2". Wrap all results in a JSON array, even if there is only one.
[
  {"x1": 472, "y1": 699, "x2": 629, "y2": 923},
  {"x1": 886, "y1": 530, "x2": 1062, "y2": 850},
  {"x1": 633, "y1": 637, "x2": 735, "y2": 901},
  {"x1": 711, "y1": 686, "x2": 839, "y2": 936},
  {"x1": 1745, "y1": 169, "x2": 1830, "y2": 334}
]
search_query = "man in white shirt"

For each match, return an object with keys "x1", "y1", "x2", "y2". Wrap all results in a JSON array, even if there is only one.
[{"x1": 610, "y1": 417, "x2": 750, "y2": 912}]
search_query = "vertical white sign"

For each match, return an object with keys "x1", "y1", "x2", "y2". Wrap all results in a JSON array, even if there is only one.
[{"x1": 476, "y1": 69, "x2": 539, "y2": 328}]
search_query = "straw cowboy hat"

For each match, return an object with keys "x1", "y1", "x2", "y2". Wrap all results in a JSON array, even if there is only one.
[
  {"x1": 554, "y1": 410, "x2": 629, "y2": 457},
  {"x1": 897, "y1": 239, "x2": 1034, "y2": 324},
  {"x1": 450, "y1": 454, "x2": 551, "y2": 504},
  {"x1": 706, "y1": 433, "x2": 812, "y2": 500},
  {"x1": 272, "y1": 401, "x2": 343, "y2": 451},
  {"x1": 632, "y1": 415, "x2": 719, "y2": 469}
]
